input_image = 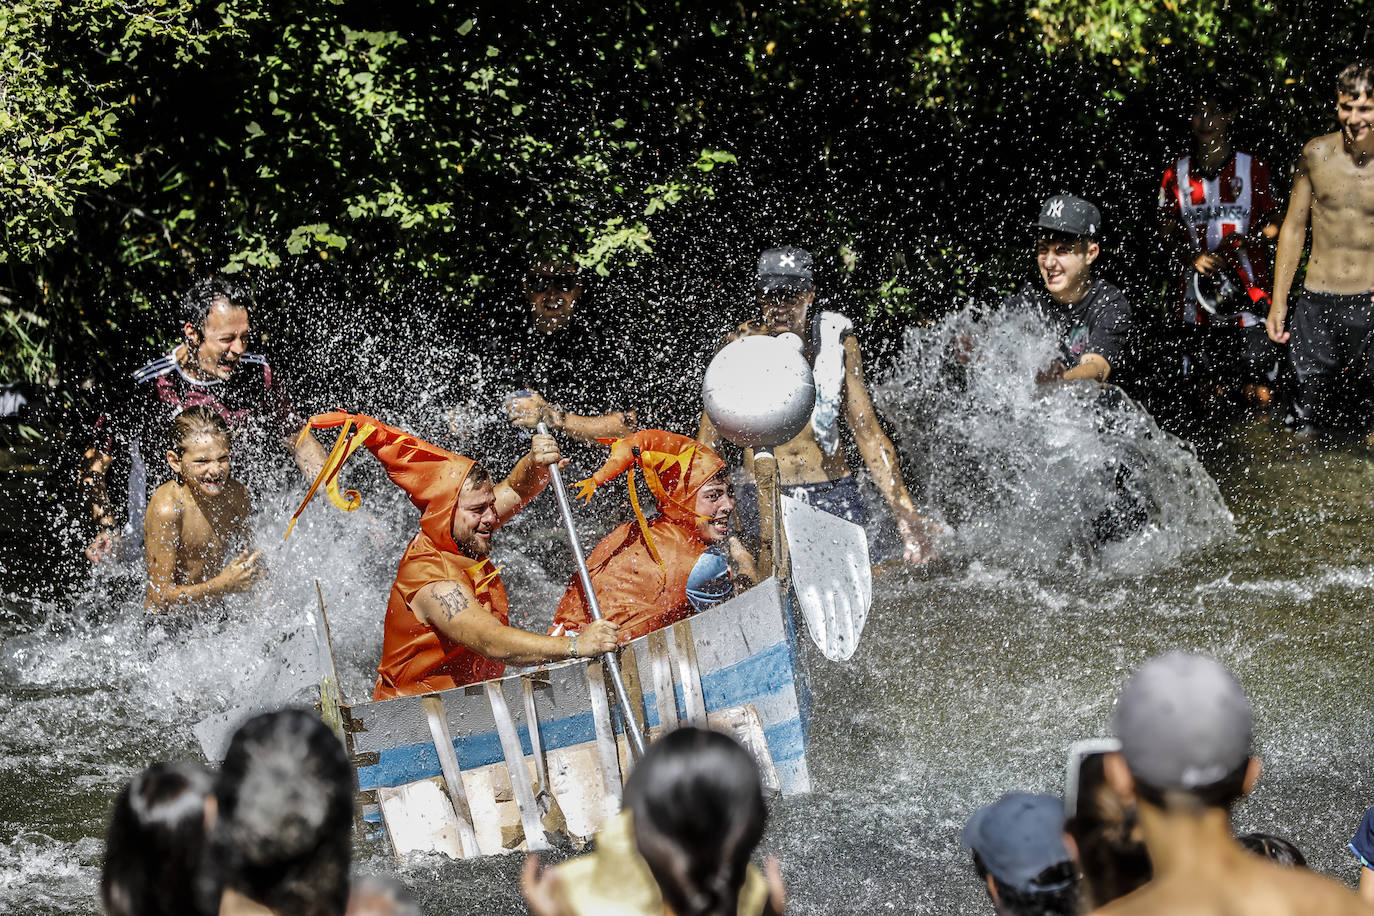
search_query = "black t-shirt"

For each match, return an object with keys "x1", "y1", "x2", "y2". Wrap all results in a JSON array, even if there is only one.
[
  {"x1": 1000, "y1": 279, "x2": 1133, "y2": 376},
  {"x1": 91, "y1": 350, "x2": 306, "y2": 528}
]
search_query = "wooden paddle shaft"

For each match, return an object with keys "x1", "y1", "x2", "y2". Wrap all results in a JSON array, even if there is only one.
[
  {"x1": 536, "y1": 423, "x2": 648, "y2": 759},
  {"x1": 753, "y1": 447, "x2": 786, "y2": 582}
]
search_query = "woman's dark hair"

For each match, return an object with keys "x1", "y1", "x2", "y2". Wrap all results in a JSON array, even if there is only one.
[
  {"x1": 1063, "y1": 756, "x2": 1152, "y2": 910},
  {"x1": 199, "y1": 709, "x2": 354, "y2": 916},
  {"x1": 169, "y1": 406, "x2": 230, "y2": 453},
  {"x1": 1238, "y1": 832, "x2": 1308, "y2": 868},
  {"x1": 101, "y1": 762, "x2": 215, "y2": 916},
  {"x1": 972, "y1": 853, "x2": 1079, "y2": 916},
  {"x1": 182, "y1": 277, "x2": 252, "y2": 337},
  {"x1": 623, "y1": 727, "x2": 767, "y2": 916}
]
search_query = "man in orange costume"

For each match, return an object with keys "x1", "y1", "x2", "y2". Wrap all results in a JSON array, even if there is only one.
[
  {"x1": 551, "y1": 430, "x2": 739, "y2": 643},
  {"x1": 288, "y1": 411, "x2": 619, "y2": 700}
]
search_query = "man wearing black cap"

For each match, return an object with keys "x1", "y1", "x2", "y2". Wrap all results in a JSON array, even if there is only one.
[
  {"x1": 962, "y1": 792, "x2": 1080, "y2": 916},
  {"x1": 698, "y1": 246, "x2": 937, "y2": 564},
  {"x1": 1002, "y1": 195, "x2": 1133, "y2": 385},
  {"x1": 1096, "y1": 652, "x2": 1373, "y2": 914}
]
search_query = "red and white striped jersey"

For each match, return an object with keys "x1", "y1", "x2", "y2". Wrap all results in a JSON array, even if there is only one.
[{"x1": 1159, "y1": 151, "x2": 1279, "y2": 326}]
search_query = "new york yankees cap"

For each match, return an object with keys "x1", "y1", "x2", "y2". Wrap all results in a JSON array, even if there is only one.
[
  {"x1": 1036, "y1": 194, "x2": 1101, "y2": 238},
  {"x1": 1113, "y1": 652, "x2": 1253, "y2": 792},
  {"x1": 757, "y1": 246, "x2": 814, "y2": 292}
]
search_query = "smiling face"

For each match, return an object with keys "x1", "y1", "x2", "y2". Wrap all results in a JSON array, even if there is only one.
[
  {"x1": 1338, "y1": 91, "x2": 1374, "y2": 148},
  {"x1": 1036, "y1": 236, "x2": 1099, "y2": 305},
  {"x1": 450, "y1": 478, "x2": 498, "y2": 558},
  {"x1": 692, "y1": 471, "x2": 735, "y2": 544},
  {"x1": 167, "y1": 433, "x2": 232, "y2": 498},
  {"x1": 185, "y1": 300, "x2": 252, "y2": 382}
]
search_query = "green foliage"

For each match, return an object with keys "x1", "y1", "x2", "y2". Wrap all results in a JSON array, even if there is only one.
[{"x1": 1, "y1": 0, "x2": 1371, "y2": 393}]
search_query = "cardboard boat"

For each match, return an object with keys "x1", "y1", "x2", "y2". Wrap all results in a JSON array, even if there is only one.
[{"x1": 338, "y1": 575, "x2": 811, "y2": 859}]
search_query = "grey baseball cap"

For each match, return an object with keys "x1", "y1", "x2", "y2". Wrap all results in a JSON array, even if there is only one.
[
  {"x1": 757, "y1": 246, "x2": 814, "y2": 293},
  {"x1": 1036, "y1": 194, "x2": 1102, "y2": 238},
  {"x1": 962, "y1": 793, "x2": 1073, "y2": 894},
  {"x1": 1113, "y1": 652, "x2": 1253, "y2": 791}
]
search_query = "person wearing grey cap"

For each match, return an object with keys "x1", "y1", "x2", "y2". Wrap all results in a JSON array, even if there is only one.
[
  {"x1": 1000, "y1": 195, "x2": 1133, "y2": 386},
  {"x1": 697, "y1": 246, "x2": 938, "y2": 564},
  {"x1": 1095, "y1": 652, "x2": 1373, "y2": 915},
  {"x1": 962, "y1": 792, "x2": 1080, "y2": 916}
]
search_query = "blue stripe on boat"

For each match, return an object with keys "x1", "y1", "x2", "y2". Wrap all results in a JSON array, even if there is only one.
[{"x1": 357, "y1": 641, "x2": 802, "y2": 791}]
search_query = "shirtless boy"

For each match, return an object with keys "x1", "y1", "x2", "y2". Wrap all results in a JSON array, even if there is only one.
[
  {"x1": 1266, "y1": 61, "x2": 1374, "y2": 432},
  {"x1": 143, "y1": 407, "x2": 261, "y2": 612}
]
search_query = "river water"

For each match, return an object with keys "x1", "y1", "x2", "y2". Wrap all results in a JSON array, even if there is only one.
[{"x1": 2, "y1": 308, "x2": 1371, "y2": 914}]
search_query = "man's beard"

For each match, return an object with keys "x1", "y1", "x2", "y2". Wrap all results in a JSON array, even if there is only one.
[{"x1": 452, "y1": 530, "x2": 492, "y2": 558}]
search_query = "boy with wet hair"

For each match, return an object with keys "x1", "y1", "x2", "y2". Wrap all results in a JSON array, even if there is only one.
[
  {"x1": 1002, "y1": 195, "x2": 1133, "y2": 385},
  {"x1": 962, "y1": 792, "x2": 1080, "y2": 916},
  {"x1": 1267, "y1": 60, "x2": 1374, "y2": 434},
  {"x1": 143, "y1": 406, "x2": 261, "y2": 612},
  {"x1": 1158, "y1": 76, "x2": 1282, "y2": 407},
  {"x1": 1094, "y1": 652, "x2": 1373, "y2": 914}
]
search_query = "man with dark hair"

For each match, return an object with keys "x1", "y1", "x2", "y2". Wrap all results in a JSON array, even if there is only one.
[
  {"x1": 288, "y1": 412, "x2": 620, "y2": 700},
  {"x1": 698, "y1": 246, "x2": 937, "y2": 563},
  {"x1": 202, "y1": 708, "x2": 353, "y2": 916},
  {"x1": 1266, "y1": 60, "x2": 1374, "y2": 434},
  {"x1": 1003, "y1": 195, "x2": 1133, "y2": 386},
  {"x1": 1158, "y1": 78, "x2": 1282, "y2": 408},
  {"x1": 82, "y1": 277, "x2": 327, "y2": 563},
  {"x1": 1095, "y1": 652, "x2": 1373, "y2": 914},
  {"x1": 963, "y1": 792, "x2": 1080, "y2": 916}
]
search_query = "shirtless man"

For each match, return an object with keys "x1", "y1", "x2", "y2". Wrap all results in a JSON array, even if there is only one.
[
  {"x1": 698, "y1": 247, "x2": 935, "y2": 563},
  {"x1": 1095, "y1": 652, "x2": 1373, "y2": 915},
  {"x1": 1267, "y1": 61, "x2": 1374, "y2": 432},
  {"x1": 143, "y1": 407, "x2": 262, "y2": 612}
]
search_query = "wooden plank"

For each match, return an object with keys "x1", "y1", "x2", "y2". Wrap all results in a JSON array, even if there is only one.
[
  {"x1": 585, "y1": 660, "x2": 623, "y2": 815},
  {"x1": 485, "y1": 681, "x2": 550, "y2": 851},
  {"x1": 670, "y1": 619, "x2": 708, "y2": 726},
  {"x1": 646, "y1": 628, "x2": 679, "y2": 734},
  {"x1": 421, "y1": 695, "x2": 480, "y2": 858}
]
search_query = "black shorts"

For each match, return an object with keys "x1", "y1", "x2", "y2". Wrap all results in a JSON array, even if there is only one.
[{"x1": 1288, "y1": 289, "x2": 1374, "y2": 383}]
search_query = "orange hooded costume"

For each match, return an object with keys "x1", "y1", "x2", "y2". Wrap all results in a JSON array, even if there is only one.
[
  {"x1": 285, "y1": 411, "x2": 508, "y2": 701},
  {"x1": 552, "y1": 430, "x2": 727, "y2": 642}
]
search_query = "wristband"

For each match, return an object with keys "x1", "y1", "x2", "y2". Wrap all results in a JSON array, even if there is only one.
[{"x1": 568, "y1": 632, "x2": 579, "y2": 658}]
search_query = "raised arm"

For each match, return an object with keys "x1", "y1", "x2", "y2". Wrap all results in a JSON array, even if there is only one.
[
  {"x1": 413, "y1": 579, "x2": 618, "y2": 664},
  {"x1": 494, "y1": 432, "x2": 565, "y2": 523},
  {"x1": 81, "y1": 446, "x2": 120, "y2": 562},
  {"x1": 840, "y1": 337, "x2": 934, "y2": 563},
  {"x1": 1268, "y1": 148, "x2": 1314, "y2": 344},
  {"x1": 287, "y1": 424, "x2": 328, "y2": 481},
  {"x1": 507, "y1": 390, "x2": 637, "y2": 444}
]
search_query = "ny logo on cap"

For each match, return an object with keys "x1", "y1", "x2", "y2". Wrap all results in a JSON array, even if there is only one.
[
  {"x1": 779, "y1": 253, "x2": 798, "y2": 268},
  {"x1": 1047, "y1": 199, "x2": 1065, "y2": 218}
]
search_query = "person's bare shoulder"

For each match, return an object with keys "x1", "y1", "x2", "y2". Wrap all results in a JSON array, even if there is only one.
[
  {"x1": 145, "y1": 481, "x2": 183, "y2": 522},
  {"x1": 1305, "y1": 131, "x2": 1344, "y2": 164}
]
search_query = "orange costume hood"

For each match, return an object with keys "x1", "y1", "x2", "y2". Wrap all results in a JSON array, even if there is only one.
[
  {"x1": 555, "y1": 430, "x2": 727, "y2": 641},
  {"x1": 286, "y1": 410, "x2": 476, "y2": 551},
  {"x1": 286, "y1": 411, "x2": 507, "y2": 700},
  {"x1": 574, "y1": 429, "x2": 725, "y2": 566}
]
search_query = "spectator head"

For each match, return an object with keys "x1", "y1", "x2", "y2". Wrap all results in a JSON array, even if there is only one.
[
  {"x1": 1034, "y1": 195, "x2": 1101, "y2": 304},
  {"x1": 1107, "y1": 652, "x2": 1260, "y2": 814},
  {"x1": 962, "y1": 792, "x2": 1080, "y2": 916},
  {"x1": 101, "y1": 761, "x2": 215, "y2": 916},
  {"x1": 1193, "y1": 77, "x2": 1242, "y2": 144},
  {"x1": 623, "y1": 726, "x2": 767, "y2": 916},
  {"x1": 524, "y1": 261, "x2": 583, "y2": 335},
  {"x1": 201, "y1": 709, "x2": 354, "y2": 916},
  {"x1": 1063, "y1": 754, "x2": 1152, "y2": 909},
  {"x1": 1238, "y1": 832, "x2": 1308, "y2": 868},
  {"x1": 756, "y1": 246, "x2": 815, "y2": 335},
  {"x1": 180, "y1": 277, "x2": 254, "y2": 381},
  {"x1": 1337, "y1": 60, "x2": 1374, "y2": 100}
]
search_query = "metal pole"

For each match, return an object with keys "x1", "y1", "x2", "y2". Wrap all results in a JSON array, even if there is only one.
[{"x1": 537, "y1": 423, "x2": 647, "y2": 759}]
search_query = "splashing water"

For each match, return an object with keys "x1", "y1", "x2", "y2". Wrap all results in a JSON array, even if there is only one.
[{"x1": 876, "y1": 304, "x2": 1234, "y2": 575}]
